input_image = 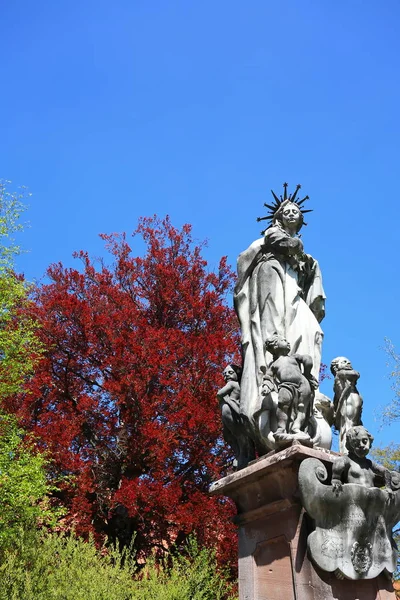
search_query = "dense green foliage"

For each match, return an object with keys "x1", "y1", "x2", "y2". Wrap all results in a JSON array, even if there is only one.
[
  {"x1": 0, "y1": 183, "x2": 54, "y2": 553},
  {"x1": 0, "y1": 415, "x2": 57, "y2": 554},
  {"x1": 133, "y1": 537, "x2": 236, "y2": 600},
  {"x1": 0, "y1": 532, "x2": 136, "y2": 600},
  {"x1": 0, "y1": 532, "x2": 237, "y2": 600},
  {"x1": 371, "y1": 443, "x2": 400, "y2": 472},
  {"x1": 0, "y1": 181, "x2": 41, "y2": 398}
]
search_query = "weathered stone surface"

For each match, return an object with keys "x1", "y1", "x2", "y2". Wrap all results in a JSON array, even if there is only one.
[
  {"x1": 234, "y1": 189, "x2": 326, "y2": 457},
  {"x1": 216, "y1": 185, "x2": 332, "y2": 465},
  {"x1": 217, "y1": 364, "x2": 255, "y2": 469},
  {"x1": 331, "y1": 357, "x2": 363, "y2": 453},
  {"x1": 211, "y1": 182, "x2": 397, "y2": 596},
  {"x1": 311, "y1": 392, "x2": 334, "y2": 449},
  {"x1": 299, "y1": 454, "x2": 400, "y2": 580},
  {"x1": 263, "y1": 334, "x2": 319, "y2": 447},
  {"x1": 210, "y1": 445, "x2": 396, "y2": 599}
]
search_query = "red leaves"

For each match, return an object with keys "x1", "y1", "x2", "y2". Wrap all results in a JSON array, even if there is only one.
[{"x1": 11, "y1": 216, "x2": 240, "y2": 566}]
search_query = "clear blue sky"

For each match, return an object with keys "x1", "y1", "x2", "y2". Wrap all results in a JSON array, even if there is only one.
[{"x1": 1, "y1": 0, "x2": 399, "y2": 448}]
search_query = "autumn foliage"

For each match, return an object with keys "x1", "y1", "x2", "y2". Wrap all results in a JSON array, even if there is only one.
[{"x1": 8, "y1": 217, "x2": 239, "y2": 563}]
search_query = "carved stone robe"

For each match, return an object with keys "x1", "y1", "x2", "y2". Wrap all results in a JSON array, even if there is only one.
[{"x1": 234, "y1": 225, "x2": 325, "y2": 429}]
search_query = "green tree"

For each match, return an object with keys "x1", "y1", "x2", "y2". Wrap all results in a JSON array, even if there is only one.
[
  {"x1": 372, "y1": 338, "x2": 400, "y2": 579},
  {"x1": 0, "y1": 182, "x2": 54, "y2": 553},
  {"x1": 0, "y1": 181, "x2": 41, "y2": 397},
  {"x1": 381, "y1": 338, "x2": 400, "y2": 425},
  {"x1": 373, "y1": 338, "x2": 400, "y2": 471},
  {"x1": 0, "y1": 414, "x2": 56, "y2": 553},
  {"x1": 371, "y1": 443, "x2": 400, "y2": 472}
]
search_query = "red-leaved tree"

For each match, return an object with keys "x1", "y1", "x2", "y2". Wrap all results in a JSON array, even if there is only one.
[{"x1": 8, "y1": 216, "x2": 239, "y2": 564}]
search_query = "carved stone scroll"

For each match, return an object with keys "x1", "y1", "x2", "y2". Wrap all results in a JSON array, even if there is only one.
[{"x1": 298, "y1": 457, "x2": 400, "y2": 580}]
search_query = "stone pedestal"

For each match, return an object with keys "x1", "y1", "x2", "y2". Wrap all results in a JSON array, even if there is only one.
[{"x1": 210, "y1": 444, "x2": 395, "y2": 600}]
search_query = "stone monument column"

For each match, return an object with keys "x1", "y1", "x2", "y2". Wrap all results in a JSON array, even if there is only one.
[
  {"x1": 212, "y1": 183, "x2": 399, "y2": 599},
  {"x1": 210, "y1": 444, "x2": 396, "y2": 600}
]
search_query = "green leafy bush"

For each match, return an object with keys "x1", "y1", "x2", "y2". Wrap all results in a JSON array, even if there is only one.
[
  {"x1": 0, "y1": 415, "x2": 58, "y2": 554},
  {"x1": 0, "y1": 181, "x2": 42, "y2": 398},
  {"x1": 0, "y1": 532, "x2": 136, "y2": 600},
  {"x1": 133, "y1": 537, "x2": 237, "y2": 600},
  {"x1": 0, "y1": 532, "x2": 237, "y2": 600}
]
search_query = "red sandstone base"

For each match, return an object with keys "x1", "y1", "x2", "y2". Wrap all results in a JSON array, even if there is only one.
[{"x1": 210, "y1": 444, "x2": 395, "y2": 600}]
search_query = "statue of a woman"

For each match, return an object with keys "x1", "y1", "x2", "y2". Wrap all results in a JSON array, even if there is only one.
[{"x1": 234, "y1": 184, "x2": 326, "y2": 442}]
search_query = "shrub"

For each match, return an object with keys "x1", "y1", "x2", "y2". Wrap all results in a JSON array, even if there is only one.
[
  {"x1": 0, "y1": 531, "x2": 137, "y2": 600},
  {"x1": 133, "y1": 537, "x2": 237, "y2": 600},
  {"x1": 0, "y1": 532, "x2": 237, "y2": 600},
  {"x1": 0, "y1": 415, "x2": 58, "y2": 555}
]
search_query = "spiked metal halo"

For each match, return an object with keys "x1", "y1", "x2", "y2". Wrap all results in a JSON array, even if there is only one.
[{"x1": 257, "y1": 183, "x2": 313, "y2": 234}]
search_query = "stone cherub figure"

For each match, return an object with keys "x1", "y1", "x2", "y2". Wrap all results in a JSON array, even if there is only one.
[
  {"x1": 331, "y1": 425, "x2": 395, "y2": 495},
  {"x1": 331, "y1": 356, "x2": 363, "y2": 454},
  {"x1": 263, "y1": 334, "x2": 319, "y2": 445},
  {"x1": 299, "y1": 424, "x2": 400, "y2": 579},
  {"x1": 217, "y1": 364, "x2": 255, "y2": 470}
]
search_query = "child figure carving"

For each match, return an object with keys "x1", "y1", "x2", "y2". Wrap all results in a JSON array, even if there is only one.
[
  {"x1": 330, "y1": 356, "x2": 363, "y2": 454},
  {"x1": 263, "y1": 334, "x2": 319, "y2": 445}
]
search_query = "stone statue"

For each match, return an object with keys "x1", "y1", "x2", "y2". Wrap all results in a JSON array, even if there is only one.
[
  {"x1": 263, "y1": 334, "x2": 319, "y2": 445},
  {"x1": 331, "y1": 426, "x2": 392, "y2": 494},
  {"x1": 258, "y1": 387, "x2": 333, "y2": 451},
  {"x1": 217, "y1": 365, "x2": 255, "y2": 469},
  {"x1": 258, "y1": 375, "x2": 278, "y2": 449},
  {"x1": 298, "y1": 425, "x2": 400, "y2": 580},
  {"x1": 234, "y1": 183, "x2": 325, "y2": 447},
  {"x1": 331, "y1": 356, "x2": 363, "y2": 453},
  {"x1": 310, "y1": 392, "x2": 334, "y2": 449},
  {"x1": 213, "y1": 180, "x2": 399, "y2": 595}
]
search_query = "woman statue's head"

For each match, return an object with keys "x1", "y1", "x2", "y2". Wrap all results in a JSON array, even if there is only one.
[
  {"x1": 274, "y1": 200, "x2": 304, "y2": 234},
  {"x1": 257, "y1": 183, "x2": 311, "y2": 235}
]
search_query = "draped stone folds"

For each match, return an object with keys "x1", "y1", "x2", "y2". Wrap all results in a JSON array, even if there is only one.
[{"x1": 234, "y1": 225, "x2": 325, "y2": 431}]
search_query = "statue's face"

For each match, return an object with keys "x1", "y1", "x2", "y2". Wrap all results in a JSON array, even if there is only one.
[
  {"x1": 336, "y1": 357, "x2": 352, "y2": 371},
  {"x1": 223, "y1": 366, "x2": 238, "y2": 383},
  {"x1": 274, "y1": 336, "x2": 291, "y2": 354},
  {"x1": 352, "y1": 433, "x2": 371, "y2": 458},
  {"x1": 281, "y1": 203, "x2": 301, "y2": 231}
]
